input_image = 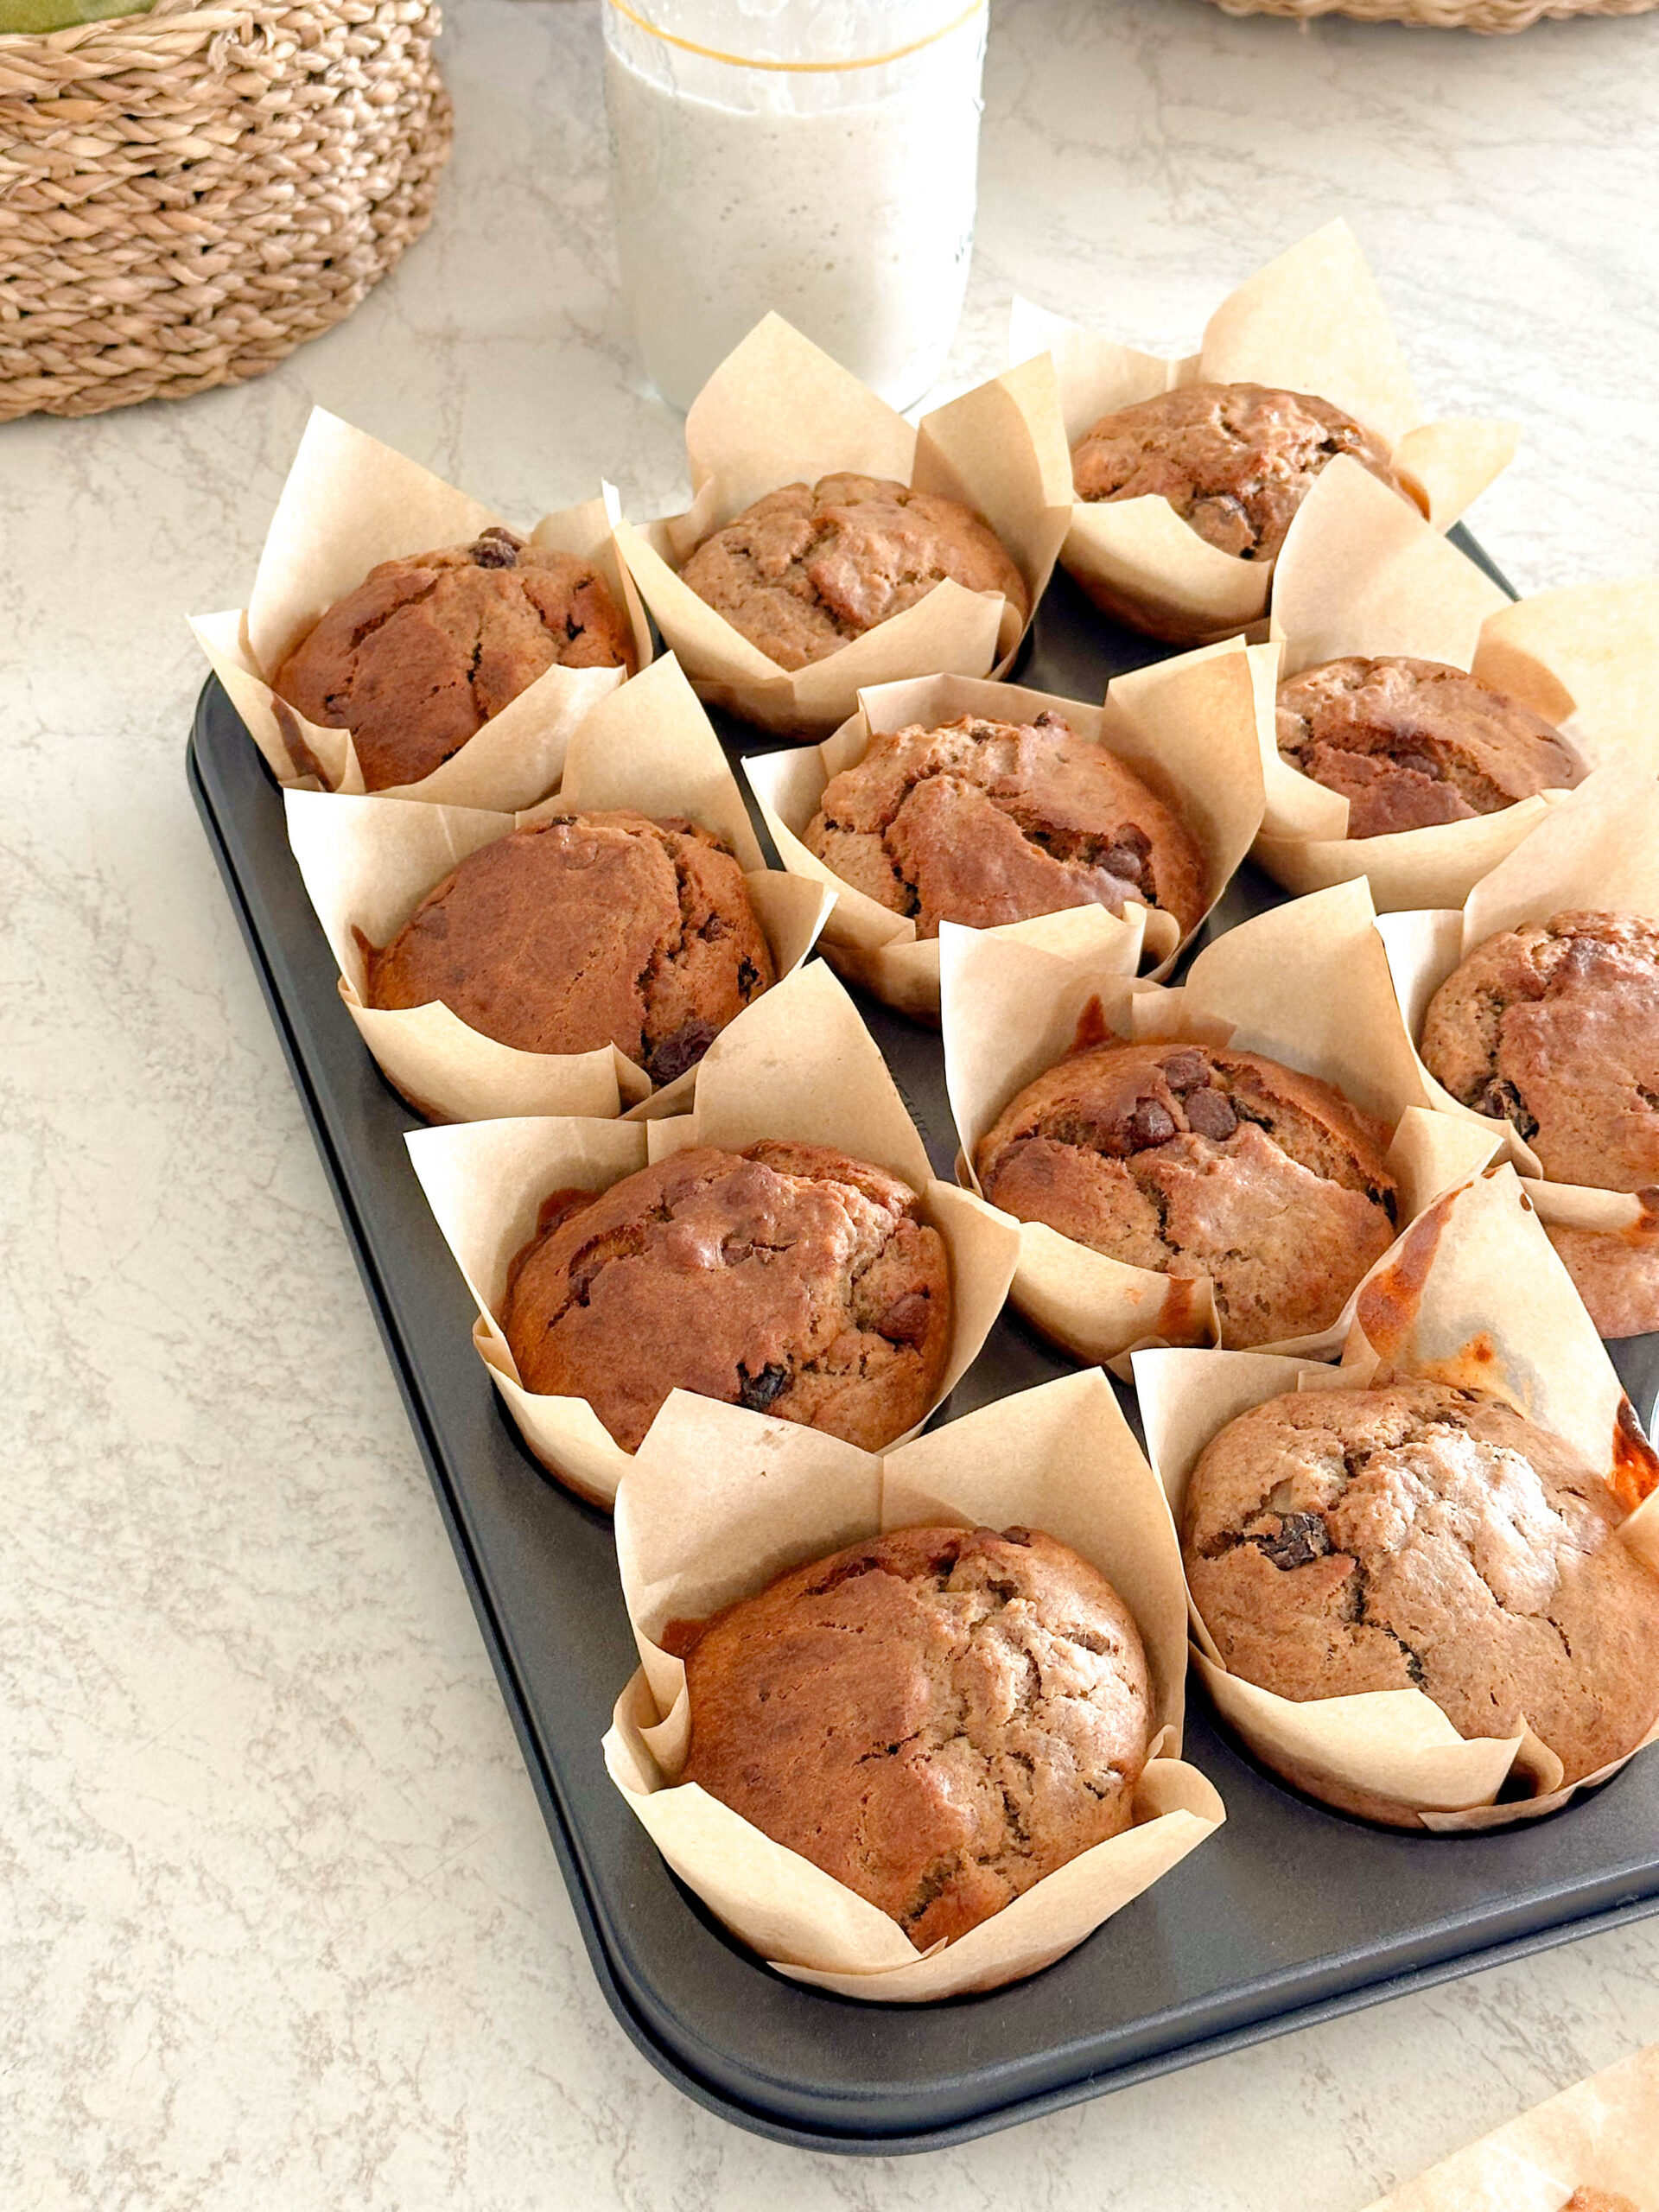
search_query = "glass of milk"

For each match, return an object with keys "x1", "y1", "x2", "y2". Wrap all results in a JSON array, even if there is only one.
[{"x1": 602, "y1": 0, "x2": 988, "y2": 413}]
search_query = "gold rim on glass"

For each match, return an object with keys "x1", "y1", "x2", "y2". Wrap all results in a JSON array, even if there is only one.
[{"x1": 606, "y1": 0, "x2": 984, "y2": 72}]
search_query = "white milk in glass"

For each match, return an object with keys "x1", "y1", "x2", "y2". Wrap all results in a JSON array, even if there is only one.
[{"x1": 602, "y1": 0, "x2": 986, "y2": 411}]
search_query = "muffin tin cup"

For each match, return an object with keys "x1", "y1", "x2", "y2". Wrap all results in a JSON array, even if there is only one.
[
  {"x1": 942, "y1": 877, "x2": 1503, "y2": 1370},
  {"x1": 401, "y1": 960, "x2": 1023, "y2": 1509},
  {"x1": 1013, "y1": 219, "x2": 1517, "y2": 647},
  {"x1": 1136, "y1": 1167, "x2": 1659, "y2": 1832},
  {"x1": 741, "y1": 650, "x2": 1268, "y2": 1021},
  {"x1": 1254, "y1": 461, "x2": 1659, "y2": 911},
  {"x1": 188, "y1": 407, "x2": 652, "y2": 811},
  {"x1": 282, "y1": 655, "x2": 835, "y2": 1126},
  {"x1": 610, "y1": 314, "x2": 1074, "y2": 741},
  {"x1": 1376, "y1": 762, "x2": 1659, "y2": 1332},
  {"x1": 601, "y1": 1370, "x2": 1223, "y2": 2003}
]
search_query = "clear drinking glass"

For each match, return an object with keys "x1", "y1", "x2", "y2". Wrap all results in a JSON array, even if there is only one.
[{"x1": 601, "y1": 0, "x2": 988, "y2": 413}]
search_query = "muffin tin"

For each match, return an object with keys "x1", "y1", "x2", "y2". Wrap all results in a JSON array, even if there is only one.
[{"x1": 188, "y1": 545, "x2": 1659, "y2": 2153}]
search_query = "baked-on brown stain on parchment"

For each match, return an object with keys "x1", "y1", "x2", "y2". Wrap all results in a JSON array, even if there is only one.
[
  {"x1": 1611, "y1": 1395, "x2": 1659, "y2": 1512},
  {"x1": 1158, "y1": 1273, "x2": 1211, "y2": 1348},
  {"x1": 1071, "y1": 995, "x2": 1112, "y2": 1054},
  {"x1": 1354, "y1": 1194, "x2": 1452, "y2": 1370}
]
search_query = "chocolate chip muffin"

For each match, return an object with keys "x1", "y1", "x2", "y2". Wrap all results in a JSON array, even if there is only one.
[
  {"x1": 804, "y1": 710, "x2": 1208, "y2": 941},
  {"x1": 365, "y1": 810, "x2": 773, "y2": 1090},
  {"x1": 669, "y1": 1523, "x2": 1153, "y2": 1948},
  {"x1": 677, "y1": 475, "x2": 1029, "y2": 673},
  {"x1": 274, "y1": 529, "x2": 635, "y2": 791},
  {"x1": 1276, "y1": 658, "x2": 1586, "y2": 840},
  {"x1": 1183, "y1": 1382, "x2": 1659, "y2": 1815},
  {"x1": 1071, "y1": 382, "x2": 1409, "y2": 563},
  {"x1": 976, "y1": 1041, "x2": 1397, "y2": 1347},
  {"x1": 501, "y1": 1141, "x2": 950, "y2": 1452}
]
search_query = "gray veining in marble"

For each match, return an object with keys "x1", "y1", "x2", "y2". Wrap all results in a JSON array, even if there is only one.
[{"x1": 4, "y1": 0, "x2": 1659, "y2": 2204}]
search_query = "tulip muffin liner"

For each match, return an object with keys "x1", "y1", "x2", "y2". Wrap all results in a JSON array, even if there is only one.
[
  {"x1": 1011, "y1": 219, "x2": 1516, "y2": 645},
  {"x1": 944, "y1": 877, "x2": 1503, "y2": 1368},
  {"x1": 189, "y1": 407, "x2": 651, "y2": 810},
  {"x1": 611, "y1": 314, "x2": 1073, "y2": 740},
  {"x1": 1135, "y1": 1166, "x2": 1659, "y2": 1832},
  {"x1": 283, "y1": 655, "x2": 834, "y2": 1125},
  {"x1": 402, "y1": 961, "x2": 1022, "y2": 1508},
  {"x1": 1252, "y1": 457, "x2": 1659, "y2": 909},
  {"x1": 1377, "y1": 761, "x2": 1659, "y2": 1334},
  {"x1": 741, "y1": 645, "x2": 1268, "y2": 1021},
  {"x1": 601, "y1": 1370, "x2": 1224, "y2": 2001}
]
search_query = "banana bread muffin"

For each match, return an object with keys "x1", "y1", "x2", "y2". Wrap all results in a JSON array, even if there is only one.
[
  {"x1": 365, "y1": 810, "x2": 774, "y2": 1090},
  {"x1": 501, "y1": 1141, "x2": 950, "y2": 1452},
  {"x1": 976, "y1": 1040, "x2": 1397, "y2": 1347},
  {"x1": 669, "y1": 1523, "x2": 1154, "y2": 1948},
  {"x1": 274, "y1": 528, "x2": 635, "y2": 791},
  {"x1": 1182, "y1": 1382, "x2": 1659, "y2": 1814},
  {"x1": 804, "y1": 710, "x2": 1208, "y2": 941},
  {"x1": 677, "y1": 474, "x2": 1029, "y2": 672},
  {"x1": 1276, "y1": 658, "x2": 1586, "y2": 840},
  {"x1": 1070, "y1": 382, "x2": 1409, "y2": 562}
]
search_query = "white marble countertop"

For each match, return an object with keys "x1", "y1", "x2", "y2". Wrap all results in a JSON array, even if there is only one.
[{"x1": 7, "y1": 0, "x2": 1659, "y2": 2203}]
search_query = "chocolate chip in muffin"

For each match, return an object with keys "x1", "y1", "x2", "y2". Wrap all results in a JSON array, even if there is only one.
[
  {"x1": 1071, "y1": 381, "x2": 1412, "y2": 562},
  {"x1": 677, "y1": 474, "x2": 1028, "y2": 672},
  {"x1": 976, "y1": 1039, "x2": 1398, "y2": 1347},
  {"x1": 1275, "y1": 657, "x2": 1585, "y2": 839},
  {"x1": 804, "y1": 712, "x2": 1208, "y2": 942}
]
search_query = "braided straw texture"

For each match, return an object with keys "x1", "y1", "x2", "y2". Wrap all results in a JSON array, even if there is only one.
[
  {"x1": 1205, "y1": 0, "x2": 1653, "y2": 28},
  {"x1": 0, "y1": 0, "x2": 452, "y2": 420}
]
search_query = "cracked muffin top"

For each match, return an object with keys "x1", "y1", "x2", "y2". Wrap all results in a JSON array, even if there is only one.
[
  {"x1": 1183, "y1": 1382, "x2": 1659, "y2": 1791},
  {"x1": 1070, "y1": 381, "x2": 1408, "y2": 562},
  {"x1": 273, "y1": 527, "x2": 636, "y2": 791},
  {"x1": 669, "y1": 1523, "x2": 1153, "y2": 1948},
  {"x1": 365, "y1": 810, "x2": 774, "y2": 1093},
  {"x1": 1276, "y1": 657, "x2": 1586, "y2": 840},
  {"x1": 676, "y1": 474, "x2": 1029, "y2": 673},
  {"x1": 803, "y1": 710, "x2": 1208, "y2": 942},
  {"x1": 976, "y1": 1040, "x2": 1398, "y2": 1348},
  {"x1": 501, "y1": 1141, "x2": 950, "y2": 1453}
]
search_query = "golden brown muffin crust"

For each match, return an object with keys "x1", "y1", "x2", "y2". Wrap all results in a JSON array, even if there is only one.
[
  {"x1": 676, "y1": 1523, "x2": 1153, "y2": 1948},
  {"x1": 1276, "y1": 657, "x2": 1585, "y2": 839},
  {"x1": 501, "y1": 1141, "x2": 950, "y2": 1452},
  {"x1": 804, "y1": 710, "x2": 1209, "y2": 941},
  {"x1": 1183, "y1": 1382, "x2": 1659, "y2": 1788},
  {"x1": 677, "y1": 474, "x2": 1028, "y2": 672},
  {"x1": 1071, "y1": 381, "x2": 1408, "y2": 562},
  {"x1": 274, "y1": 528, "x2": 635, "y2": 791},
  {"x1": 365, "y1": 810, "x2": 774, "y2": 1088},
  {"x1": 976, "y1": 1040, "x2": 1398, "y2": 1347}
]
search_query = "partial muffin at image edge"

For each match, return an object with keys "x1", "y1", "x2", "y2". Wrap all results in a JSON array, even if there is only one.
[
  {"x1": 274, "y1": 527, "x2": 636, "y2": 791},
  {"x1": 677, "y1": 474, "x2": 1029, "y2": 672},
  {"x1": 804, "y1": 709, "x2": 1209, "y2": 941},
  {"x1": 1181, "y1": 1381, "x2": 1659, "y2": 1817},
  {"x1": 365, "y1": 810, "x2": 775, "y2": 1091},
  {"x1": 1070, "y1": 381, "x2": 1414, "y2": 563},
  {"x1": 1419, "y1": 908, "x2": 1659, "y2": 1336},
  {"x1": 1275, "y1": 656, "x2": 1586, "y2": 839},
  {"x1": 976, "y1": 1039, "x2": 1398, "y2": 1348},
  {"x1": 666, "y1": 1522, "x2": 1154, "y2": 1948},
  {"x1": 500, "y1": 1140, "x2": 951, "y2": 1452}
]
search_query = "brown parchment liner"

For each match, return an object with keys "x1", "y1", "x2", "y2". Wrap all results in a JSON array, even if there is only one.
[
  {"x1": 401, "y1": 960, "x2": 1022, "y2": 1509},
  {"x1": 1135, "y1": 1166, "x2": 1659, "y2": 1831},
  {"x1": 741, "y1": 644, "x2": 1268, "y2": 1020},
  {"x1": 1363, "y1": 2040, "x2": 1659, "y2": 2212},
  {"x1": 944, "y1": 876, "x2": 1503, "y2": 1370},
  {"x1": 1254, "y1": 458, "x2": 1659, "y2": 911},
  {"x1": 188, "y1": 407, "x2": 652, "y2": 810},
  {"x1": 1376, "y1": 760, "x2": 1659, "y2": 1320},
  {"x1": 282, "y1": 654, "x2": 835, "y2": 1126},
  {"x1": 1010, "y1": 219, "x2": 1517, "y2": 647},
  {"x1": 601, "y1": 1369, "x2": 1224, "y2": 2001},
  {"x1": 610, "y1": 313, "x2": 1074, "y2": 741}
]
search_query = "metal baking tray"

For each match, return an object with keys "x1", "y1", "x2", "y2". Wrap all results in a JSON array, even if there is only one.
[{"x1": 188, "y1": 538, "x2": 1659, "y2": 2154}]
